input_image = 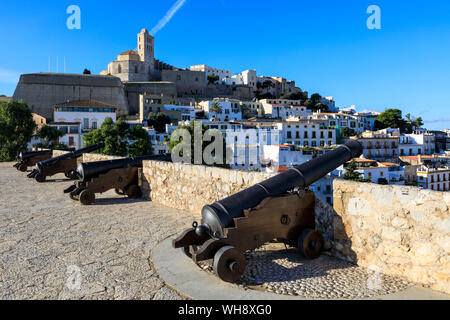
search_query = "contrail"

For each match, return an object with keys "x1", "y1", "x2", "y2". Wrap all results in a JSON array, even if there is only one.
[{"x1": 150, "y1": 0, "x2": 188, "y2": 36}]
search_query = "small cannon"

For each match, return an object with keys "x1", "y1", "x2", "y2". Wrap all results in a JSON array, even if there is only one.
[
  {"x1": 13, "y1": 150, "x2": 53, "y2": 172},
  {"x1": 173, "y1": 140, "x2": 363, "y2": 283},
  {"x1": 64, "y1": 154, "x2": 171, "y2": 205},
  {"x1": 27, "y1": 143, "x2": 105, "y2": 182}
]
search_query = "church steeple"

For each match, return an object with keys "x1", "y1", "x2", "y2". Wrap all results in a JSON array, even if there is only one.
[{"x1": 138, "y1": 29, "x2": 154, "y2": 63}]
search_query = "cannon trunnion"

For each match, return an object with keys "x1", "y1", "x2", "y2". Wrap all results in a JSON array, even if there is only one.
[
  {"x1": 27, "y1": 143, "x2": 104, "y2": 182},
  {"x1": 173, "y1": 140, "x2": 363, "y2": 283},
  {"x1": 65, "y1": 154, "x2": 171, "y2": 205},
  {"x1": 13, "y1": 150, "x2": 53, "y2": 172}
]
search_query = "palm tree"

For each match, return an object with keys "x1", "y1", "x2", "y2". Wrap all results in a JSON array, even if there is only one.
[{"x1": 211, "y1": 102, "x2": 222, "y2": 114}]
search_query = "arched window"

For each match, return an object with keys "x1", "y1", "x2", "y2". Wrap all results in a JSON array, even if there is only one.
[{"x1": 118, "y1": 64, "x2": 122, "y2": 73}]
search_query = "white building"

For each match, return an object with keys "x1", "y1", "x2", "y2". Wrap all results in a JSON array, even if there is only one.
[
  {"x1": 163, "y1": 105, "x2": 196, "y2": 121},
  {"x1": 349, "y1": 158, "x2": 405, "y2": 185},
  {"x1": 47, "y1": 122, "x2": 82, "y2": 149},
  {"x1": 54, "y1": 100, "x2": 117, "y2": 134},
  {"x1": 309, "y1": 112, "x2": 362, "y2": 133},
  {"x1": 190, "y1": 65, "x2": 232, "y2": 84},
  {"x1": 281, "y1": 122, "x2": 337, "y2": 147},
  {"x1": 417, "y1": 166, "x2": 450, "y2": 191},
  {"x1": 406, "y1": 130, "x2": 436, "y2": 155},
  {"x1": 145, "y1": 127, "x2": 170, "y2": 155},
  {"x1": 198, "y1": 99, "x2": 242, "y2": 122},
  {"x1": 223, "y1": 70, "x2": 257, "y2": 89},
  {"x1": 262, "y1": 145, "x2": 314, "y2": 172},
  {"x1": 320, "y1": 97, "x2": 338, "y2": 113},
  {"x1": 399, "y1": 135, "x2": 425, "y2": 156}
]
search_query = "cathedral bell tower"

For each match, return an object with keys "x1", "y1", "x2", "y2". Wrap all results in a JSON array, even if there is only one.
[{"x1": 138, "y1": 28, "x2": 154, "y2": 63}]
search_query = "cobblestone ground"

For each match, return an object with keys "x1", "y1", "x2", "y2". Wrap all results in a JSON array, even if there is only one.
[
  {"x1": 239, "y1": 244, "x2": 413, "y2": 299},
  {"x1": 0, "y1": 162, "x2": 192, "y2": 300}
]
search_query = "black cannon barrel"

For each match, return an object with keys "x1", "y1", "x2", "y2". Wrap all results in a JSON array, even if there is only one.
[
  {"x1": 36, "y1": 142, "x2": 105, "y2": 170},
  {"x1": 18, "y1": 150, "x2": 52, "y2": 161},
  {"x1": 198, "y1": 140, "x2": 363, "y2": 238},
  {"x1": 76, "y1": 154, "x2": 172, "y2": 182}
]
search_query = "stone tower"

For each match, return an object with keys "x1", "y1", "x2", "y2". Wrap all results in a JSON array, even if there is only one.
[{"x1": 138, "y1": 29, "x2": 154, "y2": 63}]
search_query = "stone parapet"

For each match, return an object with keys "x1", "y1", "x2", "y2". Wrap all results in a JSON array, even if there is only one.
[
  {"x1": 82, "y1": 153, "x2": 125, "y2": 163},
  {"x1": 333, "y1": 179, "x2": 449, "y2": 294}
]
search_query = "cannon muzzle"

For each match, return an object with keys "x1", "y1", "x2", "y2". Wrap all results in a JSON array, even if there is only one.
[{"x1": 197, "y1": 140, "x2": 363, "y2": 238}]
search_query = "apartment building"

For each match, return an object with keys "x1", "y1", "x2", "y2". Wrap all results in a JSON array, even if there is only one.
[
  {"x1": 355, "y1": 132, "x2": 399, "y2": 161},
  {"x1": 417, "y1": 166, "x2": 450, "y2": 191},
  {"x1": 281, "y1": 122, "x2": 337, "y2": 147},
  {"x1": 198, "y1": 99, "x2": 243, "y2": 122}
]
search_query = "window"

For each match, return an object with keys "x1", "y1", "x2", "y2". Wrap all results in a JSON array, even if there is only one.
[
  {"x1": 69, "y1": 136, "x2": 74, "y2": 146},
  {"x1": 92, "y1": 121, "x2": 97, "y2": 129},
  {"x1": 83, "y1": 119, "x2": 89, "y2": 130}
]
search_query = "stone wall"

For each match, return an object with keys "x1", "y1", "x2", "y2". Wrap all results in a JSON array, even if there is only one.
[
  {"x1": 52, "y1": 150, "x2": 71, "y2": 157},
  {"x1": 333, "y1": 180, "x2": 449, "y2": 294},
  {"x1": 82, "y1": 153, "x2": 125, "y2": 163},
  {"x1": 142, "y1": 161, "x2": 274, "y2": 220},
  {"x1": 13, "y1": 73, "x2": 129, "y2": 119}
]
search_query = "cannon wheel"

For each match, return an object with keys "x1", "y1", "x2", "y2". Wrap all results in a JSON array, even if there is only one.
[
  {"x1": 213, "y1": 246, "x2": 247, "y2": 283},
  {"x1": 18, "y1": 164, "x2": 27, "y2": 172},
  {"x1": 65, "y1": 171, "x2": 77, "y2": 180},
  {"x1": 79, "y1": 190, "x2": 95, "y2": 205},
  {"x1": 127, "y1": 185, "x2": 142, "y2": 199},
  {"x1": 35, "y1": 173, "x2": 46, "y2": 183},
  {"x1": 115, "y1": 188, "x2": 125, "y2": 196},
  {"x1": 297, "y1": 229, "x2": 324, "y2": 259}
]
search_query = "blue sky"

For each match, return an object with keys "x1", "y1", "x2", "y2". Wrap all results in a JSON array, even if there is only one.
[{"x1": 0, "y1": 0, "x2": 449, "y2": 129}]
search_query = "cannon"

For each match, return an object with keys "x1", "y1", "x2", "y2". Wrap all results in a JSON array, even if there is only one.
[
  {"x1": 172, "y1": 140, "x2": 363, "y2": 283},
  {"x1": 13, "y1": 150, "x2": 53, "y2": 172},
  {"x1": 64, "y1": 154, "x2": 172, "y2": 205},
  {"x1": 27, "y1": 143, "x2": 105, "y2": 182}
]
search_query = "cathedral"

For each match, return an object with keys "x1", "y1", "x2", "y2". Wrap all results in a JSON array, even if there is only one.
[{"x1": 101, "y1": 29, "x2": 156, "y2": 82}]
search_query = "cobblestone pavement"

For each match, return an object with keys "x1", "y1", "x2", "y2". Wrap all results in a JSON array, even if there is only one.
[
  {"x1": 198, "y1": 242, "x2": 414, "y2": 299},
  {"x1": 0, "y1": 162, "x2": 192, "y2": 300},
  {"x1": 239, "y1": 244, "x2": 413, "y2": 299}
]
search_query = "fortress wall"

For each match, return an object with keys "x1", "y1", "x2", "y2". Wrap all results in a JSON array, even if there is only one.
[{"x1": 13, "y1": 73, "x2": 129, "y2": 119}]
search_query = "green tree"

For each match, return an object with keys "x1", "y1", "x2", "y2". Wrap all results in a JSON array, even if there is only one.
[
  {"x1": 344, "y1": 160, "x2": 371, "y2": 183},
  {"x1": 374, "y1": 109, "x2": 408, "y2": 132},
  {"x1": 83, "y1": 117, "x2": 154, "y2": 157},
  {"x1": 210, "y1": 102, "x2": 222, "y2": 114},
  {"x1": 207, "y1": 74, "x2": 219, "y2": 85},
  {"x1": 127, "y1": 126, "x2": 153, "y2": 157},
  {"x1": 167, "y1": 120, "x2": 230, "y2": 168},
  {"x1": 83, "y1": 117, "x2": 127, "y2": 156},
  {"x1": 37, "y1": 125, "x2": 64, "y2": 147},
  {"x1": 83, "y1": 69, "x2": 91, "y2": 74},
  {"x1": 341, "y1": 127, "x2": 357, "y2": 138},
  {"x1": 147, "y1": 112, "x2": 172, "y2": 133},
  {"x1": 310, "y1": 93, "x2": 322, "y2": 103},
  {"x1": 0, "y1": 100, "x2": 36, "y2": 161}
]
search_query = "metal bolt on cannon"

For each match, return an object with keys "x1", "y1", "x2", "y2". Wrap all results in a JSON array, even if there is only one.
[{"x1": 173, "y1": 140, "x2": 363, "y2": 283}]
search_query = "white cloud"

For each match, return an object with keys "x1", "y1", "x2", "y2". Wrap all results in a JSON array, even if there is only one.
[
  {"x1": 0, "y1": 69, "x2": 20, "y2": 84},
  {"x1": 150, "y1": 0, "x2": 188, "y2": 36}
]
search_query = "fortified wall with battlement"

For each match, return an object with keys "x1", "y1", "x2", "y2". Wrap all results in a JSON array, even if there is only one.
[{"x1": 13, "y1": 73, "x2": 130, "y2": 119}]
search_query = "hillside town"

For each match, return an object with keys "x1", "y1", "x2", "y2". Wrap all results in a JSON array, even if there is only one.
[{"x1": 6, "y1": 28, "x2": 450, "y2": 204}]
